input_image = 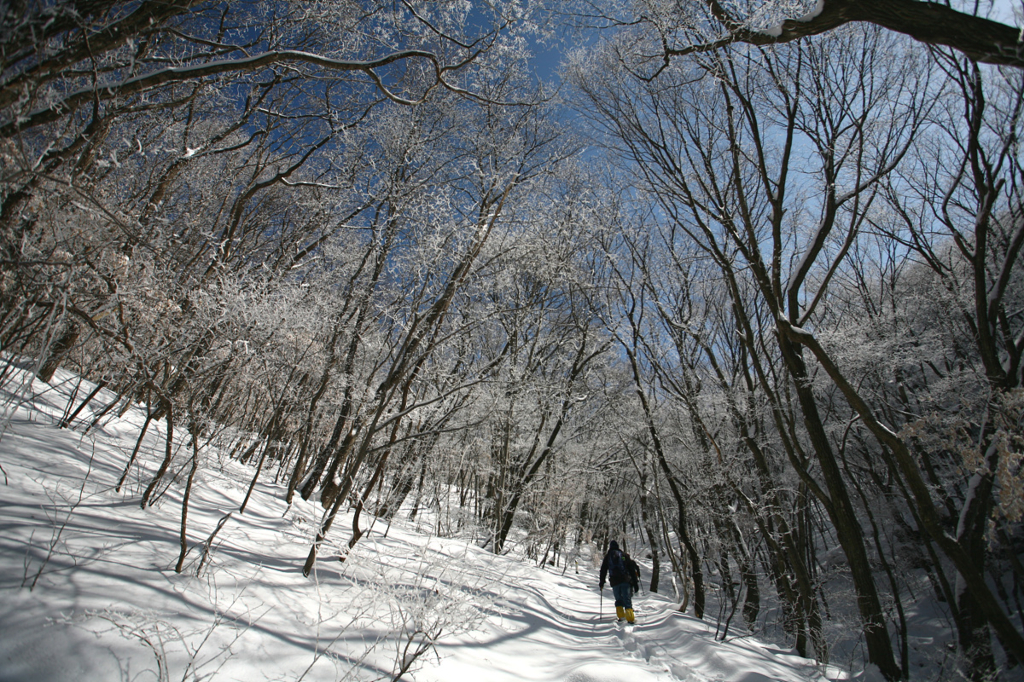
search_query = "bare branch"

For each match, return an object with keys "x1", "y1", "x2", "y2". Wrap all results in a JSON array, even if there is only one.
[
  {"x1": 1, "y1": 48, "x2": 444, "y2": 137},
  {"x1": 667, "y1": 0, "x2": 1024, "y2": 69}
]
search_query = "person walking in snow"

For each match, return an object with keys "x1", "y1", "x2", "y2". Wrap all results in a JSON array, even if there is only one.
[{"x1": 599, "y1": 540, "x2": 640, "y2": 624}]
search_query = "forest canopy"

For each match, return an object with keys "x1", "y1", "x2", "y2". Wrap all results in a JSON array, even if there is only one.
[{"x1": 2, "y1": 2, "x2": 1024, "y2": 681}]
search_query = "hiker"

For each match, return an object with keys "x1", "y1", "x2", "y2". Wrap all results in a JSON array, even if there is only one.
[{"x1": 599, "y1": 540, "x2": 640, "y2": 624}]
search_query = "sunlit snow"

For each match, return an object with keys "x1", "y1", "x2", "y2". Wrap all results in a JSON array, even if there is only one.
[{"x1": 1, "y1": 362, "x2": 846, "y2": 682}]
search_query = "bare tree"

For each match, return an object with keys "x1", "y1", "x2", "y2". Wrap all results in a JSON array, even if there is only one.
[{"x1": 570, "y1": 25, "x2": 937, "y2": 678}]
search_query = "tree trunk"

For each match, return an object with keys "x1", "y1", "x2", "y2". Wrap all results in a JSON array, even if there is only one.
[
  {"x1": 37, "y1": 321, "x2": 79, "y2": 383},
  {"x1": 141, "y1": 400, "x2": 174, "y2": 509},
  {"x1": 175, "y1": 421, "x2": 201, "y2": 574},
  {"x1": 117, "y1": 405, "x2": 155, "y2": 493},
  {"x1": 777, "y1": 332, "x2": 899, "y2": 680},
  {"x1": 59, "y1": 379, "x2": 107, "y2": 429},
  {"x1": 640, "y1": 485, "x2": 661, "y2": 594}
]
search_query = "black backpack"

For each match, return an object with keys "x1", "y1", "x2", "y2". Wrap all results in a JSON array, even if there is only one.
[{"x1": 608, "y1": 549, "x2": 627, "y2": 581}]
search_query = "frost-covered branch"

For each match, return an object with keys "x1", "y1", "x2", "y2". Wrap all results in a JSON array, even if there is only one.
[
  {"x1": 662, "y1": 0, "x2": 1024, "y2": 70},
  {"x1": 1, "y1": 49, "x2": 451, "y2": 138}
]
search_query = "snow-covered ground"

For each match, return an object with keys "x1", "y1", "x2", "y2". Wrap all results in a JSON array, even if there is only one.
[{"x1": 0, "y1": 364, "x2": 847, "y2": 682}]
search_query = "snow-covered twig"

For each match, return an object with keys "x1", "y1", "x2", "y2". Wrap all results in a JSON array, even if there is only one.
[{"x1": 21, "y1": 439, "x2": 98, "y2": 590}]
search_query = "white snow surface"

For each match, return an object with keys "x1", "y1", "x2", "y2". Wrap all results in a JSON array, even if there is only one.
[
  {"x1": 0, "y1": 364, "x2": 844, "y2": 682},
  {"x1": 796, "y1": 0, "x2": 824, "y2": 22}
]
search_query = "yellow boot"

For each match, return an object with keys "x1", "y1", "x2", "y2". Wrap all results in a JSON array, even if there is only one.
[
  {"x1": 625, "y1": 608, "x2": 635, "y2": 624},
  {"x1": 615, "y1": 606, "x2": 625, "y2": 621}
]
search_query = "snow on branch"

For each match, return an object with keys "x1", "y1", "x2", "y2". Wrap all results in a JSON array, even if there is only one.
[
  {"x1": 665, "y1": 0, "x2": 1024, "y2": 70},
  {"x1": 1, "y1": 49, "x2": 455, "y2": 137}
]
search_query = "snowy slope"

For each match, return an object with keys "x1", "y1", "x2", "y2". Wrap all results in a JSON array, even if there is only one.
[{"x1": 0, "y1": 365, "x2": 841, "y2": 682}]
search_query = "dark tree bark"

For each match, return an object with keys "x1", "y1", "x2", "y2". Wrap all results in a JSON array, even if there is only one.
[
  {"x1": 37, "y1": 321, "x2": 79, "y2": 383},
  {"x1": 141, "y1": 400, "x2": 174, "y2": 509},
  {"x1": 671, "y1": 0, "x2": 1024, "y2": 69},
  {"x1": 117, "y1": 405, "x2": 155, "y2": 493},
  {"x1": 638, "y1": 476, "x2": 661, "y2": 594},
  {"x1": 175, "y1": 420, "x2": 201, "y2": 573},
  {"x1": 59, "y1": 379, "x2": 107, "y2": 429}
]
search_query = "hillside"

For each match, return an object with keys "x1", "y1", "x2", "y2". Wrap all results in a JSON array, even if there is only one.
[{"x1": 0, "y1": 365, "x2": 838, "y2": 682}]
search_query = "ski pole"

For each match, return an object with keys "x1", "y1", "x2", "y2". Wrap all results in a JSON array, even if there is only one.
[{"x1": 600, "y1": 587, "x2": 603, "y2": 618}]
